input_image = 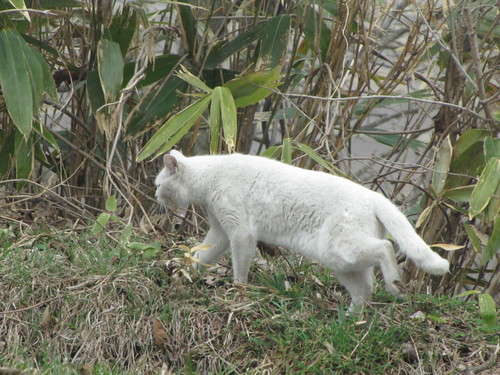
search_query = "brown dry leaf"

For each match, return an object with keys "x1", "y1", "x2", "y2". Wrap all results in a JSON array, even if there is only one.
[
  {"x1": 152, "y1": 318, "x2": 168, "y2": 347},
  {"x1": 40, "y1": 305, "x2": 52, "y2": 329},
  {"x1": 79, "y1": 364, "x2": 93, "y2": 375},
  {"x1": 0, "y1": 367, "x2": 21, "y2": 375}
]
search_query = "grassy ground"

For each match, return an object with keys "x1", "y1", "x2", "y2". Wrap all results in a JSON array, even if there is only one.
[{"x1": 0, "y1": 225, "x2": 498, "y2": 375}]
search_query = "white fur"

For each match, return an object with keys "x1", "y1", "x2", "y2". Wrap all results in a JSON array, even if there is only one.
[{"x1": 155, "y1": 151, "x2": 450, "y2": 310}]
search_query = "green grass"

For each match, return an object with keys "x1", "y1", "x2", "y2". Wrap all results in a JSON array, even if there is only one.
[{"x1": 0, "y1": 225, "x2": 498, "y2": 374}]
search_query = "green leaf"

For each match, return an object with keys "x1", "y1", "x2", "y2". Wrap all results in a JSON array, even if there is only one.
[
  {"x1": 176, "y1": 0, "x2": 197, "y2": 56},
  {"x1": 224, "y1": 68, "x2": 281, "y2": 108},
  {"x1": 453, "y1": 290, "x2": 481, "y2": 299},
  {"x1": 37, "y1": 0, "x2": 81, "y2": 7},
  {"x1": 282, "y1": 138, "x2": 292, "y2": 164},
  {"x1": 125, "y1": 76, "x2": 186, "y2": 137},
  {"x1": 432, "y1": 135, "x2": 452, "y2": 196},
  {"x1": 485, "y1": 216, "x2": 500, "y2": 262},
  {"x1": 260, "y1": 145, "x2": 282, "y2": 159},
  {"x1": 469, "y1": 157, "x2": 500, "y2": 219},
  {"x1": 219, "y1": 86, "x2": 237, "y2": 152},
  {"x1": 302, "y1": 5, "x2": 331, "y2": 61},
  {"x1": 120, "y1": 225, "x2": 134, "y2": 245},
  {"x1": 443, "y1": 185, "x2": 474, "y2": 203},
  {"x1": 137, "y1": 94, "x2": 212, "y2": 161},
  {"x1": 478, "y1": 293, "x2": 499, "y2": 331},
  {"x1": 205, "y1": 23, "x2": 264, "y2": 69},
  {"x1": 105, "y1": 196, "x2": 117, "y2": 211},
  {"x1": 257, "y1": 14, "x2": 290, "y2": 69},
  {"x1": 8, "y1": 0, "x2": 30, "y2": 20},
  {"x1": 177, "y1": 65, "x2": 213, "y2": 93},
  {"x1": 454, "y1": 129, "x2": 489, "y2": 156},
  {"x1": 14, "y1": 129, "x2": 32, "y2": 189},
  {"x1": 292, "y1": 142, "x2": 346, "y2": 177},
  {"x1": 32, "y1": 121, "x2": 60, "y2": 152},
  {"x1": 122, "y1": 54, "x2": 183, "y2": 89},
  {"x1": 109, "y1": 3, "x2": 139, "y2": 57},
  {"x1": 464, "y1": 224, "x2": 482, "y2": 253},
  {"x1": 487, "y1": 176, "x2": 500, "y2": 223},
  {"x1": 0, "y1": 30, "x2": 33, "y2": 136},
  {"x1": 360, "y1": 127, "x2": 426, "y2": 151},
  {"x1": 484, "y1": 136, "x2": 500, "y2": 162},
  {"x1": 209, "y1": 86, "x2": 222, "y2": 154},
  {"x1": 92, "y1": 212, "x2": 111, "y2": 235},
  {"x1": 97, "y1": 39, "x2": 124, "y2": 102},
  {"x1": 86, "y1": 70, "x2": 105, "y2": 116},
  {"x1": 0, "y1": 131, "x2": 15, "y2": 178}
]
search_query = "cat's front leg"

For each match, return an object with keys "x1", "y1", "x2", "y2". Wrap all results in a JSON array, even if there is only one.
[
  {"x1": 228, "y1": 229, "x2": 257, "y2": 283},
  {"x1": 194, "y1": 214, "x2": 229, "y2": 269}
]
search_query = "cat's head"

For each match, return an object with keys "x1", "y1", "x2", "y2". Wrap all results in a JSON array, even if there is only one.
[{"x1": 154, "y1": 150, "x2": 188, "y2": 208}]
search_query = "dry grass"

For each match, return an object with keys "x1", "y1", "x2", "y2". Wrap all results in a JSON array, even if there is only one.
[{"x1": 0, "y1": 216, "x2": 498, "y2": 375}]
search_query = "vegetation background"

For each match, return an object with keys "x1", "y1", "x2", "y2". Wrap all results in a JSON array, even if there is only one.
[{"x1": 0, "y1": 0, "x2": 499, "y2": 373}]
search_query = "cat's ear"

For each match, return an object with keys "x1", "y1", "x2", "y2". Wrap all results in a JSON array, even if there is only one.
[
  {"x1": 163, "y1": 154, "x2": 178, "y2": 175},
  {"x1": 169, "y1": 149, "x2": 186, "y2": 160}
]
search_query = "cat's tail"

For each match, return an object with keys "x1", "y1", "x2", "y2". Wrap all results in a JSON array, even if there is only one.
[{"x1": 374, "y1": 195, "x2": 450, "y2": 275}]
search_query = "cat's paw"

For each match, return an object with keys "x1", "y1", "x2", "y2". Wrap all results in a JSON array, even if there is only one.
[{"x1": 389, "y1": 280, "x2": 407, "y2": 299}]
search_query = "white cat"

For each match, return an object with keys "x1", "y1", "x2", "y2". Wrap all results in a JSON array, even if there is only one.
[{"x1": 155, "y1": 150, "x2": 449, "y2": 310}]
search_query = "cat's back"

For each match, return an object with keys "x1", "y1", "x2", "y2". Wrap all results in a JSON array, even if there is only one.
[{"x1": 188, "y1": 153, "x2": 367, "y2": 197}]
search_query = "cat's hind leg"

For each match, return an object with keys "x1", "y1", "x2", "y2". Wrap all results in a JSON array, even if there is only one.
[
  {"x1": 376, "y1": 239, "x2": 406, "y2": 298},
  {"x1": 335, "y1": 268, "x2": 374, "y2": 312},
  {"x1": 340, "y1": 237, "x2": 405, "y2": 298}
]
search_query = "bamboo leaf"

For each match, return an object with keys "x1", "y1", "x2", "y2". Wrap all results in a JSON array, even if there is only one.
[
  {"x1": 224, "y1": 68, "x2": 281, "y2": 108},
  {"x1": 125, "y1": 76, "x2": 186, "y2": 138},
  {"x1": 260, "y1": 145, "x2": 282, "y2": 159},
  {"x1": 122, "y1": 54, "x2": 183, "y2": 89},
  {"x1": 257, "y1": 14, "x2": 290, "y2": 69},
  {"x1": 302, "y1": 5, "x2": 331, "y2": 61},
  {"x1": 361, "y1": 128, "x2": 426, "y2": 150},
  {"x1": 219, "y1": 86, "x2": 237, "y2": 152},
  {"x1": 416, "y1": 205, "x2": 433, "y2": 228},
  {"x1": 282, "y1": 138, "x2": 292, "y2": 164},
  {"x1": 15, "y1": 129, "x2": 32, "y2": 189},
  {"x1": 8, "y1": 0, "x2": 30, "y2": 21},
  {"x1": 454, "y1": 129, "x2": 489, "y2": 156},
  {"x1": 443, "y1": 185, "x2": 474, "y2": 203},
  {"x1": 0, "y1": 30, "x2": 33, "y2": 136},
  {"x1": 484, "y1": 136, "x2": 500, "y2": 162},
  {"x1": 464, "y1": 224, "x2": 482, "y2": 253},
  {"x1": 97, "y1": 39, "x2": 124, "y2": 102},
  {"x1": 209, "y1": 87, "x2": 222, "y2": 154},
  {"x1": 192, "y1": 244, "x2": 213, "y2": 252},
  {"x1": 205, "y1": 23, "x2": 264, "y2": 69},
  {"x1": 137, "y1": 94, "x2": 212, "y2": 161},
  {"x1": 292, "y1": 142, "x2": 345, "y2": 177},
  {"x1": 176, "y1": 0, "x2": 197, "y2": 56},
  {"x1": 485, "y1": 216, "x2": 500, "y2": 262},
  {"x1": 86, "y1": 70, "x2": 105, "y2": 116},
  {"x1": 109, "y1": 3, "x2": 139, "y2": 57},
  {"x1": 432, "y1": 135, "x2": 452, "y2": 196},
  {"x1": 177, "y1": 65, "x2": 212, "y2": 93},
  {"x1": 430, "y1": 243, "x2": 464, "y2": 251},
  {"x1": 469, "y1": 157, "x2": 500, "y2": 219},
  {"x1": 32, "y1": 121, "x2": 60, "y2": 152}
]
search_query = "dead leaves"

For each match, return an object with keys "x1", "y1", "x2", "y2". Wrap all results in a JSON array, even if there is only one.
[
  {"x1": 40, "y1": 305, "x2": 52, "y2": 330},
  {"x1": 152, "y1": 318, "x2": 168, "y2": 347}
]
